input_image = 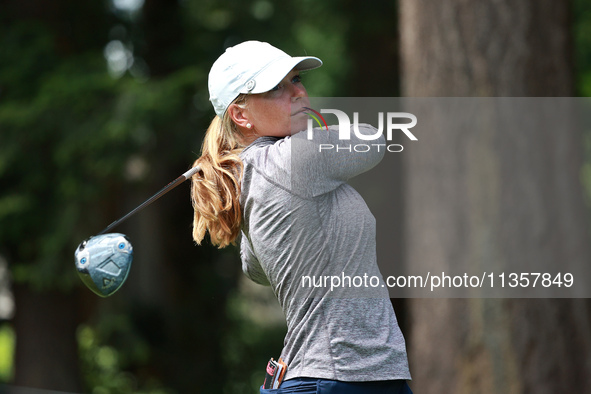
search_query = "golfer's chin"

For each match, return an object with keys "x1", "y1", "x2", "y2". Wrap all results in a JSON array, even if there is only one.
[{"x1": 290, "y1": 113, "x2": 309, "y2": 134}]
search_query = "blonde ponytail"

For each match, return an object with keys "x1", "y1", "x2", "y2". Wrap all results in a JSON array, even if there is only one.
[{"x1": 190, "y1": 95, "x2": 248, "y2": 248}]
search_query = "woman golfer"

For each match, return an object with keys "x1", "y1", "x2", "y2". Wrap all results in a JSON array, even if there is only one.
[{"x1": 191, "y1": 41, "x2": 412, "y2": 393}]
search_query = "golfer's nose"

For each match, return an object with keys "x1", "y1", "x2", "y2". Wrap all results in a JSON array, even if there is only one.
[{"x1": 291, "y1": 82, "x2": 307, "y2": 100}]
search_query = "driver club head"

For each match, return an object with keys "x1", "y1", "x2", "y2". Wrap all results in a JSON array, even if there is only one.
[{"x1": 75, "y1": 233, "x2": 133, "y2": 297}]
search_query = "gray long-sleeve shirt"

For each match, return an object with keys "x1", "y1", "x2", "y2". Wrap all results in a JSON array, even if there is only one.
[{"x1": 239, "y1": 125, "x2": 411, "y2": 382}]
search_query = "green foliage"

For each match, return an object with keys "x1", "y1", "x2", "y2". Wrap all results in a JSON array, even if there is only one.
[
  {"x1": 0, "y1": 22, "x2": 58, "y2": 101},
  {"x1": 575, "y1": 0, "x2": 591, "y2": 96},
  {"x1": 0, "y1": 22, "x2": 128, "y2": 290},
  {"x1": 78, "y1": 323, "x2": 173, "y2": 394},
  {"x1": 0, "y1": 19, "x2": 205, "y2": 290},
  {"x1": 0, "y1": 324, "x2": 15, "y2": 382}
]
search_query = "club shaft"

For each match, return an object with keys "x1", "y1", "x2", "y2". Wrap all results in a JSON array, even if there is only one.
[{"x1": 98, "y1": 166, "x2": 201, "y2": 235}]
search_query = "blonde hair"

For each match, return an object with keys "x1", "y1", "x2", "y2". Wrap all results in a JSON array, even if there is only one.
[{"x1": 190, "y1": 95, "x2": 248, "y2": 248}]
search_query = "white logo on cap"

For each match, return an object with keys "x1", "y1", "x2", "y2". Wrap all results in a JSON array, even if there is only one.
[{"x1": 246, "y1": 80, "x2": 256, "y2": 91}]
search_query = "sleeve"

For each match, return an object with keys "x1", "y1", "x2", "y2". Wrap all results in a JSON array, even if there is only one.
[
  {"x1": 239, "y1": 231, "x2": 270, "y2": 286},
  {"x1": 290, "y1": 123, "x2": 386, "y2": 197}
]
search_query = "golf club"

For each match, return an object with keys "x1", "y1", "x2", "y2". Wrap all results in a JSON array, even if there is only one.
[{"x1": 75, "y1": 165, "x2": 201, "y2": 297}]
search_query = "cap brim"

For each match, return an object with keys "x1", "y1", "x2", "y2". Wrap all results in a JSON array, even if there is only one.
[
  {"x1": 245, "y1": 56, "x2": 323, "y2": 94},
  {"x1": 293, "y1": 56, "x2": 323, "y2": 72}
]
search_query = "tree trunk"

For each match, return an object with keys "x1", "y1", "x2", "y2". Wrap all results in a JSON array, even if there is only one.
[
  {"x1": 399, "y1": 1, "x2": 591, "y2": 393},
  {"x1": 12, "y1": 285, "x2": 82, "y2": 392}
]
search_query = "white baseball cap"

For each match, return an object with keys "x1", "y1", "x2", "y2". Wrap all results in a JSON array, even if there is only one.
[{"x1": 208, "y1": 40, "x2": 322, "y2": 118}]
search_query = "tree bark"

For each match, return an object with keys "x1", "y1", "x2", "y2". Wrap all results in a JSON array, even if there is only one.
[
  {"x1": 399, "y1": 1, "x2": 591, "y2": 393},
  {"x1": 400, "y1": 0, "x2": 574, "y2": 97}
]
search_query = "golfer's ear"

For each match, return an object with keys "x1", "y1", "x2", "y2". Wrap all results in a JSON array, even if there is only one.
[{"x1": 227, "y1": 103, "x2": 250, "y2": 128}]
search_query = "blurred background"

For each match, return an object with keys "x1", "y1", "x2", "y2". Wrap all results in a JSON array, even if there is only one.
[{"x1": 1, "y1": 0, "x2": 591, "y2": 393}]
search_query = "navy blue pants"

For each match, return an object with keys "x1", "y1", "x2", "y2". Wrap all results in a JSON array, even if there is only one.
[{"x1": 260, "y1": 378, "x2": 413, "y2": 393}]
